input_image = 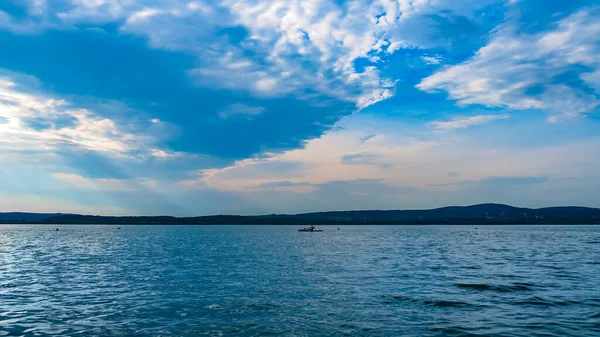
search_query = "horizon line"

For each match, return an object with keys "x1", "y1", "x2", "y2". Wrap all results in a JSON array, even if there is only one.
[{"x1": 1, "y1": 203, "x2": 599, "y2": 218}]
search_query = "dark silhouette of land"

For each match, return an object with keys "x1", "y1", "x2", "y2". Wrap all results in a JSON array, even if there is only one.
[{"x1": 1, "y1": 204, "x2": 599, "y2": 224}]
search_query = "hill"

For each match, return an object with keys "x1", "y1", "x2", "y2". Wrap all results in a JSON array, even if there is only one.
[
  {"x1": 0, "y1": 212, "x2": 63, "y2": 223},
  {"x1": 1, "y1": 204, "x2": 599, "y2": 224}
]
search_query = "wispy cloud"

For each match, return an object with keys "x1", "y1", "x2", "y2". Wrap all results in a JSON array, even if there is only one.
[
  {"x1": 256, "y1": 181, "x2": 316, "y2": 194},
  {"x1": 219, "y1": 104, "x2": 265, "y2": 119},
  {"x1": 341, "y1": 152, "x2": 392, "y2": 168},
  {"x1": 51, "y1": 173, "x2": 157, "y2": 192},
  {"x1": 421, "y1": 56, "x2": 442, "y2": 65},
  {"x1": 418, "y1": 7, "x2": 600, "y2": 120},
  {"x1": 0, "y1": 70, "x2": 184, "y2": 170},
  {"x1": 0, "y1": 73, "x2": 139, "y2": 154},
  {"x1": 431, "y1": 114, "x2": 510, "y2": 130}
]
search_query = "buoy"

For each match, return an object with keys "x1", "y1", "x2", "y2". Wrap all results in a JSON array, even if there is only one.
[{"x1": 56, "y1": 228, "x2": 59, "y2": 231}]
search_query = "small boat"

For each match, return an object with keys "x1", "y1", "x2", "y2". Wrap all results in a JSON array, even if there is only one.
[{"x1": 298, "y1": 228, "x2": 323, "y2": 232}]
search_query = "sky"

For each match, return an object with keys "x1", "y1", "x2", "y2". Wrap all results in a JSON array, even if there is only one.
[{"x1": 0, "y1": 0, "x2": 599, "y2": 215}]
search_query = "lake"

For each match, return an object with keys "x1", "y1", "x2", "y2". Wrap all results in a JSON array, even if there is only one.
[{"x1": 0, "y1": 225, "x2": 599, "y2": 336}]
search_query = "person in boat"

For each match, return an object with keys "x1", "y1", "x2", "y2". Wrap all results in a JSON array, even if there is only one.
[{"x1": 309, "y1": 225, "x2": 315, "y2": 232}]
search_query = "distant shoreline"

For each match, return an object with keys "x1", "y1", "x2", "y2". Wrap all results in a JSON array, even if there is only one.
[
  {"x1": 2, "y1": 203, "x2": 599, "y2": 225},
  {"x1": 2, "y1": 223, "x2": 598, "y2": 225}
]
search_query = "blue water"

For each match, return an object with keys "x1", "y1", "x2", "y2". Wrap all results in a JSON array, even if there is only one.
[{"x1": 0, "y1": 225, "x2": 599, "y2": 336}]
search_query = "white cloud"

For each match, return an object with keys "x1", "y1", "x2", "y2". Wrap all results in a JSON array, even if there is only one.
[
  {"x1": 150, "y1": 148, "x2": 180, "y2": 159},
  {"x1": 0, "y1": 70, "x2": 171, "y2": 157},
  {"x1": 431, "y1": 114, "x2": 510, "y2": 130},
  {"x1": 211, "y1": 0, "x2": 502, "y2": 107},
  {"x1": 418, "y1": 7, "x2": 600, "y2": 120},
  {"x1": 57, "y1": 0, "x2": 128, "y2": 22},
  {"x1": 581, "y1": 69, "x2": 600, "y2": 95},
  {"x1": 421, "y1": 56, "x2": 442, "y2": 65},
  {"x1": 6, "y1": 0, "x2": 506, "y2": 110},
  {"x1": 126, "y1": 8, "x2": 163, "y2": 24},
  {"x1": 219, "y1": 103, "x2": 265, "y2": 119}
]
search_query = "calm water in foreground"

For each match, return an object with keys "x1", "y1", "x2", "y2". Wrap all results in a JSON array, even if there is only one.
[{"x1": 0, "y1": 225, "x2": 599, "y2": 336}]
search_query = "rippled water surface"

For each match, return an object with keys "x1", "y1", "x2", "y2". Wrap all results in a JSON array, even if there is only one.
[{"x1": 1, "y1": 225, "x2": 599, "y2": 336}]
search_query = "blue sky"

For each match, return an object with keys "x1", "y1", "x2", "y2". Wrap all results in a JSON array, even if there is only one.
[{"x1": 0, "y1": 0, "x2": 599, "y2": 215}]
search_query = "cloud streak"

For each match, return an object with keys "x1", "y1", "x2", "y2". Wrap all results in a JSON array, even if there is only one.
[
  {"x1": 219, "y1": 103, "x2": 265, "y2": 119},
  {"x1": 431, "y1": 114, "x2": 510, "y2": 130}
]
